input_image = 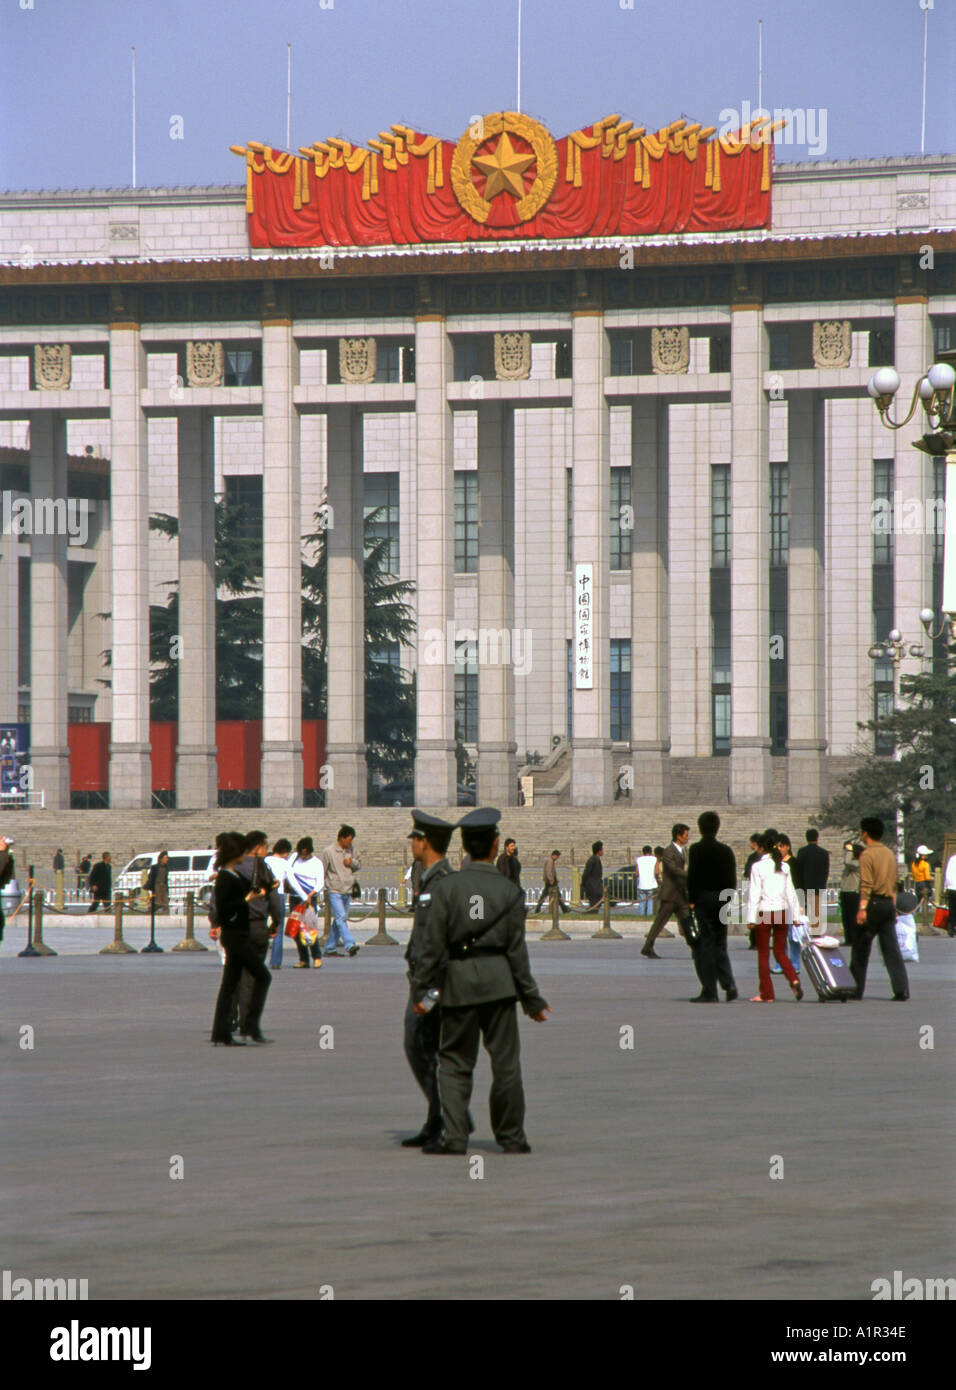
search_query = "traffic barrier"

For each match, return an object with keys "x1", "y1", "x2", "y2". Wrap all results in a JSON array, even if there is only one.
[
  {"x1": 32, "y1": 889, "x2": 57, "y2": 956},
  {"x1": 173, "y1": 891, "x2": 208, "y2": 952},
  {"x1": 539, "y1": 885, "x2": 571, "y2": 941},
  {"x1": 99, "y1": 894, "x2": 137, "y2": 955},
  {"x1": 592, "y1": 892, "x2": 623, "y2": 941},
  {"x1": 141, "y1": 896, "x2": 164, "y2": 954},
  {"x1": 365, "y1": 887, "x2": 400, "y2": 946},
  {"x1": 17, "y1": 871, "x2": 41, "y2": 958}
]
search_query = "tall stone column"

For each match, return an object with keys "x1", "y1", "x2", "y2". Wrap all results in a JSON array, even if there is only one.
[
  {"x1": 893, "y1": 293, "x2": 934, "y2": 680},
  {"x1": 324, "y1": 405, "x2": 367, "y2": 806},
  {"x1": 729, "y1": 300, "x2": 772, "y2": 803},
  {"x1": 570, "y1": 300, "x2": 612, "y2": 805},
  {"x1": 787, "y1": 392, "x2": 827, "y2": 803},
  {"x1": 175, "y1": 409, "x2": 217, "y2": 807},
  {"x1": 476, "y1": 401, "x2": 517, "y2": 805},
  {"x1": 260, "y1": 310, "x2": 303, "y2": 806},
  {"x1": 629, "y1": 396, "x2": 668, "y2": 803},
  {"x1": 28, "y1": 412, "x2": 71, "y2": 806},
  {"x1": 414, "y1": 299, "x2": 456, "y2": 805},
  {"x1": 108, "y1": 320, "x2": 152, "y2": 807},
  {"x1": 666, "y1": 403, "x2": 713, "y2": 760},
  {"x1": 0, "y1": 506, "x2": 20, "y2": 725},
  {"x1": 824, "y1": 398, "x2": 876, "y2": 758}
]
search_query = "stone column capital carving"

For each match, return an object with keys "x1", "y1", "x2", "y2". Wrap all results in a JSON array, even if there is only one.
[
  {"x1": 812, "y1": 320, "x2": 851, "y2": 369},
  {"x1": 650, "y1": 326, "x2": 689, "y2": 375},
  {"x1": 185, "y1": 341, "x2": 224, "y2": 388},
  {"x1": 493, "y1": 331, "x2": 531, "y2": 381},
  {"x1": 339, "y1": 337, "x2": 377, "y2": 384},
  {"x1": 34, "y1": 344, "x2": 71, "y2": 390}
]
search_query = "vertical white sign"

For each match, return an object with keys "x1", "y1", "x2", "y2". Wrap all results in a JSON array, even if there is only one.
[{"x1": 575, "y1": 563, "x2": 593, "y2": 689}]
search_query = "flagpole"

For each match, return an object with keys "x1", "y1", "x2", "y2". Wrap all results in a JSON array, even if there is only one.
[
  {"x1": 287, "y1": 43, "x2": 292, "y2": 149},
  {"x1": 131, "y1": 46, "x2": 137, "y2": 189},
  {"x1": 516, "y1": 0, "x2": 522, "y2": 112},
  {"x1": 920, "y1": 2, "x2": 929, "y2": 154},
  {"x1": 757, "y1": 17, "x2": 763, "y2": 113}
]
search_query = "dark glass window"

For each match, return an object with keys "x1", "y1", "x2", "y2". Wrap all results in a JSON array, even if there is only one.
[
  {"x1": 454, "y1": 641, "x2": 478, "y2": 744},
  {"x1": 709, "y1": 335, "x2": 731, "y2": 374},
  {"x1": 566, "y1": 469, "x2": 573, "y2": 571},
  {"x1": 453, "y1": 340, "x2": 479, "y2": 382},
  {"x1": 769, "y1": 328, "x2": 789, "y2": 371},
  {"x1": 770, "y1": 463, "x2": 789, "y2": 566},
  {"x1": 609, "y1": 337, "x2": 633, "y2": 377},
  {"x1": 223, "y1": 474, "x2": 263, "y2": 542},
  {"x1": 711, "y1": 466, "x2": 731, "y2": 567},
  {"x1": 711, "y1": 565, "x2": 731, "y2": 756},
  {"x1": 610, "y1": 468, "x2": 632, "y2": 571},
  {"x1": 224, "y1": 349, "x2": 260, "y2": 387},
  {"x1": 364, "y1": 472, "x2": 400, "y2": 574},
  {"x1": 868, "y1": 329, "x2": 895, "y2": 368},
  {"x1": 610, "y1": 639, "x2": 631, "y2": 742},
  {"x1": 454, "y1": 471, "x2": 478, "y2": 574}
]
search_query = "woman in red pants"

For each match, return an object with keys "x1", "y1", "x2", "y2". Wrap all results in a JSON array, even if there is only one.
[{"x1": 746, "y1": 830, "x2": 804, "y2": 1002}]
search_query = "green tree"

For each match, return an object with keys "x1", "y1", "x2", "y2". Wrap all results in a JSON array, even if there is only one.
[
  {"x1": 819, "y1": 645, "x2": 956, "y2": 858},
  {"x1": 148, "y1": 501, "x2": 262, "y2": 720},
  {"x1": 300, "y1": 506, "x2": 416, "y2": 792},
  {"x1": 146, "y1": 499, "x2": 416, "y2": 792}
]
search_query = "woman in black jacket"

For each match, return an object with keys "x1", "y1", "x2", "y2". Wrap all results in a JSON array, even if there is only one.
[{"x1": 210, "y1": 832, "x2": 271, "y2": 1046}]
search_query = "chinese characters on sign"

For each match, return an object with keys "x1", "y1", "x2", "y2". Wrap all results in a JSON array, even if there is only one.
[{"x1": 575, "y1": 564, "x2": 593, "y2": 690}]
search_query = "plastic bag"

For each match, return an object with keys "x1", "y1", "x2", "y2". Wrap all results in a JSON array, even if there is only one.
[{"x1": 895, "y1": 914, "x2": 919, "y2": 963}]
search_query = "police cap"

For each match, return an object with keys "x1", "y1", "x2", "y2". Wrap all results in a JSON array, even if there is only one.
[
  {"x1": 407, "y1": 809, "x2": 457, "y2": 840},
  {"x1": 456, "y1": 806, "x2": 502, "y2": 831}
]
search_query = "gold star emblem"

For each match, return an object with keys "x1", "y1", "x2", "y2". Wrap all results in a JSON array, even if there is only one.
[{"x1": 472, "y1": 131, "x2": 535, "y2": 200}]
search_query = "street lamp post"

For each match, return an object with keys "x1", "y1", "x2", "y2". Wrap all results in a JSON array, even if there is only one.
[{"x1": 866, "y1": 349, "x2": 956, "y2": 871}]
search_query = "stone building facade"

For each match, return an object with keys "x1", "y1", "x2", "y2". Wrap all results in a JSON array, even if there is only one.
[{"x1": 0, "y1": 151, "x2": 954, "y2": 809}]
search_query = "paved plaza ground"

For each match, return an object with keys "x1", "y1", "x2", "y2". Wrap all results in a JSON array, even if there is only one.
[{"x1": 2, "y1": 923, "x2": 954, "y2": 1302}]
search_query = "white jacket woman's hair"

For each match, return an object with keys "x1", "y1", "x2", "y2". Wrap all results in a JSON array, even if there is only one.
[
  {"x1": 747, "y1": 853, "x2": 802, "y2": 925},
  {"x1": 285, "y1": 853, "x2": 325, "y2": 904}
]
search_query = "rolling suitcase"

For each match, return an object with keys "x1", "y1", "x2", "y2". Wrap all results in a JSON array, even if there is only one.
[{"x1": 797, "y1": 925, "x2": 856, "y2": 1002}]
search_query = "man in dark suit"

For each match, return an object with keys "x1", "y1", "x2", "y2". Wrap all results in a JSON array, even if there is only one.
[
  {"x1": 402, "y1": 809, "x2": 457, "y2": 1147},
  {"x1": 642, "y1": 824, "x2": 690, "y2": 958},
  {"x1": 87, "y1": 852, "x2": 112, "y2": 912},
  {"x1": 412, "y1": 807, "x2": 550, "y2": 1155},
  {"x1": 686, "y1": 811, "x2": 738, "y2": 1002},
  {"x1": 581, "y1": 841, "x2": 604, "y2": 907},
  {"x1": 796, "y1": 828, "x2": 830, "y2": 935},
  {"x1": 496, "y1": 838, "x2": 522, "y2": 888}
]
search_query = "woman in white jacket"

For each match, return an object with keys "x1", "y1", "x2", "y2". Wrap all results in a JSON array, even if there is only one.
[
  {"x1": 286, "y1": 836, "x2": 325, "y2": 969},
  {"x1": 747, "y1": 830, "x2": 804, "y2": 1003}
]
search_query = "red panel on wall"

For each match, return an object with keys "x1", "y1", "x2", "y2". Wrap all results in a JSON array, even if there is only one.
[
  {"x1": 216, "y1": 720, "x2": 263, "y2": 790},
  {"x1": 302, "y1": 719, "x2": 327, "y2": 789},
  {"x1": 67, "y1": 722, "x2": 110, "y2": 791},
  {"x1": 149, "y1": 722, "x2": 177, "y2": 791},
  {"x1": 68, "y1": 720, "x2": 329, "y2": 794}
]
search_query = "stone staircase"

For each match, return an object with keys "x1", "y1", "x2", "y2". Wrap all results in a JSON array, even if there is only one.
[{"x1": 1, "y1": 801, "x2": 845, "y2": 890}]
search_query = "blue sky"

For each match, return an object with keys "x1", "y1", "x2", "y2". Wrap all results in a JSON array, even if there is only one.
[{"x1": 1, "y1": 0, "x2": 953, "y2": 191}]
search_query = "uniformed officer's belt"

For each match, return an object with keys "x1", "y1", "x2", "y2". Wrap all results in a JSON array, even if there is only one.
[{"x1": 447, "y1": 942, "x2": 507, "y2": 960}]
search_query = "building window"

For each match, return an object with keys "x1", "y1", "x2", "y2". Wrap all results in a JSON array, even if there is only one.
[
  {"x1": 769, "y1": 328, "x2": 789, "y2": 372},
  {"x1": 932, "y1": 458, "x2": 947, "y2": 674},
  {"x1": 453, "y1": 340, "x2": 480, "y2": 382},
  {"x1": 711, "y1": 565, "x2": 731, "y2": 756},
  {"x1": 873, "y1": 460, "x2": 894, "y2": 566},
  {"x1": 712, "y1": 693, "x2": 731, "y2": 757},
  {"x1": 454, "y1": 642, "x2": 478, "y2": 744},
  {"x1": 934, "y1": 321, "x2": 954, "y2": 356},
  {"x1": 609, "y1": 337, "x2": 633, "y2": 377},
  {"x1": 454, "y1": 471, "x2": 478, "y2": 574},
  {"x1": 872, "y1": 460, "x2": 895, "y2": 753},
  {"x1": 555, "y1": 339, "x2": 572, "y2": 378},
  {"x1": 711, "y1": 465, "x2": 731, "y2": 567},
  {"x1": 364, "y1": 472, "x2": 400, "y2": 574},
  {"x1": 770, "y1": 463, "x2": 789, "y2": 566},
  {"x1": 610, "y1": 468, "x2": 632, "y2": 571},
  {"x1": 223, "y1": 474, "x2": 263, "y2": 542},
  {"x1": 874, "y1": 687, "x2": 895, "y2": 756},
  {"x1": 769, "y1": 566, "x2": 788, "y2": 755},
  {"x1": 375, "y1": 342, "x2": 414, "y2": 383},
  {"x1": 369, "y1": 640, "x2": 400, "y2": 669},
  {"x1": 710, "y1": 335, "x2": 731, "y2": 374},
  {"x1": 868, "y1": 329, "x2": 894, "y2": 368},
  {"x1": 610, "y1": 639, "x2": 631, "y2": 742},
  {"x1": 224, "y1": 349, "x2": 261, "y2": 387}
]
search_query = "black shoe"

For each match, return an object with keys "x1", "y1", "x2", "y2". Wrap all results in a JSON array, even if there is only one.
[
  {"x1": 500, "y1": 1142, "x2": 532, "y2": 1154},
  {"x1": 421, "y1": 1140, "x2": 467, "y2": 1155},
  {"x1": 891, "y1": 993, "x2": 909, "y2": 1001},
  {"x1": 641, "y1": 946, "x2": 660, "y2": 959},
  {"x1": 689, "y1": 993, "x2": 718, "y2": 1002},
  {"x1": 211, "y1": 1035, "x2": 246, "y2": 1046},
  {"x1": 401, "y1": 1130, "x2": 437, "y2": 1148},
  {"x1": 247, "y1": 1032, "x2": 274, "y2": 1043},
  {"x1": 725, "y1": 988, "x2": 739, "y2": 1001},
  {"x1": 347, "y1": 945, "x2": 360, "y2": 957}
]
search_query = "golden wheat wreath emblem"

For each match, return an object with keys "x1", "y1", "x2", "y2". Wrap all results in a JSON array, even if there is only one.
[{"x1": 451, "y1": 112, "x2": 558, "y2": 224}]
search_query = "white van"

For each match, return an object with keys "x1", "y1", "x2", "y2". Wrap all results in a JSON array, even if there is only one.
[{"x1": 116, "y1": 849, "x2": 217, "y2": 910}]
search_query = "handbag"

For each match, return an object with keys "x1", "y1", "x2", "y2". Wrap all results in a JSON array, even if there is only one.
[
  {"x1": 285, "y1": 903, "x2": 305, "y2": 938},
  {"x1": 932, "y1": 906, "x2": 949, "y2": 930},
  {"x1": 350, "y1": 881, "x2": 361, "y2": 901},
  {"x1": 679, "y1": 910, "x2": 700, "y2": 946}
]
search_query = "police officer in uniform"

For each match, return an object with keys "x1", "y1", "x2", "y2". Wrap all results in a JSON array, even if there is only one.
[
  {"x1": 401, "y1": 810, "x2": 457, "y2": 1147},
  {"x1": 412, "y1": 807, "x2": 551, "y2": 1155}
]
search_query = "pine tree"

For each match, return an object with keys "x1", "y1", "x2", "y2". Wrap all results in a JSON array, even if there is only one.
[{"x1": 819, "y1": 643, "x2": 956, "y2": 857}]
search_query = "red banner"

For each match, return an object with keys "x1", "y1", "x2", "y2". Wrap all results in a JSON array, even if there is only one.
[{"x1": 232, "y1": 113, "x2": 775, "y2": 250}]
